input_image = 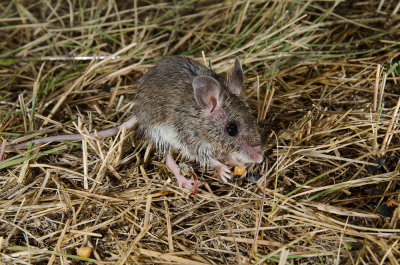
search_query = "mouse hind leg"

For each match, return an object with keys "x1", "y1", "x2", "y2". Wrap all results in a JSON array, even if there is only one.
[{"x1": 166, "y1": 152, "x2": 198, "y2": 193}]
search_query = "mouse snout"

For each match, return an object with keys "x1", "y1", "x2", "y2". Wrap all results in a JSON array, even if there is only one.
[
  {"x1": 249, "y1": 145, "x2": 264, "y2": 163},
  {"x1": 241, "y1": 144, "x2": 264, "y2": 164}
]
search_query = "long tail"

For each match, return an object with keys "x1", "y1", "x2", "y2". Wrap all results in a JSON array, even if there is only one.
[{"x1": 8, "y1": 116, "x2": 138, "y2": 149}]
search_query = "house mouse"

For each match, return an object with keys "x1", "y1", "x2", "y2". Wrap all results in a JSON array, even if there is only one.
[{"x1": 8, "y1": 56, "x2": 264, "y2": 191}]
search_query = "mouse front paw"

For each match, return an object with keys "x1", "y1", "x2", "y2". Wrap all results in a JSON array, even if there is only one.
[{"x1": 216, "y1": 164, "x2": 231, "y2": 183}]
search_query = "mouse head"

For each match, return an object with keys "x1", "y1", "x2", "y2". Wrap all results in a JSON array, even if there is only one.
[{"x1": 192, "y1": 57, "x2": 264, "y2": 165}]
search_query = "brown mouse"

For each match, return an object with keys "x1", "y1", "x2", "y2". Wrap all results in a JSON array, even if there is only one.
[{"x1": 8, "y1": 56, "x2": 264, "y2": 191}]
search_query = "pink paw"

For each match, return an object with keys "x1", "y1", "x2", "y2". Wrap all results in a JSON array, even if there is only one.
[
  {"x1": 166, "y1": 153, "x2": 200, "y2": 195},
  {"x1": 177, "y1": 176, "x2": 195, "y2": 189},
  {"x1": 176, "y1": 169, "x2": 200, "y2": 195},
  {"x1": 216, "y1": 164, "x2": 231, "y2": 183}
]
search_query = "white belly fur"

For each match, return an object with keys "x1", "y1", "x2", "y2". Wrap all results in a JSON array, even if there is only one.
[
  {"x1": 148, "y1": 123, "x2": 214, "y2": 166},
  {"x1": 148, "y1": 124, "x2": 187, "y2": 155}
]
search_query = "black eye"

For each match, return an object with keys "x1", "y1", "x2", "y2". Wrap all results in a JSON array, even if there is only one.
[{"x1": 226, "y1": 122, "x2": 239, "y2": 136}]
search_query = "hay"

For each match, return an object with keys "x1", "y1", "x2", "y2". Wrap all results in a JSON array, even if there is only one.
[{"x1": 1, "y1": 1, "x2": 400, "y2": 264}]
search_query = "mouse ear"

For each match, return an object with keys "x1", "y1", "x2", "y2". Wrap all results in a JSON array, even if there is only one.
[
  {"x1": 227, "y1": 57, "x2": 244, "y2": 96},
  {"x1": 192, "y1": 76, "x2": 222, "y2": 113}
]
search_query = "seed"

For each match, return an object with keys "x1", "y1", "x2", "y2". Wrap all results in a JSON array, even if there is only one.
[
  {"x1": 77, "y1": 246, "x2": 92, "y2": 258},
  {"x1": 234, "y1": 166, "x2": 246, "y2": 175}
]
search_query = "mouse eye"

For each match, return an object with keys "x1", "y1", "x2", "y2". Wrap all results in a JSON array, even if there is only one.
[{"x1": 226, "y1": 122, "x2": 239, "y2": 137}]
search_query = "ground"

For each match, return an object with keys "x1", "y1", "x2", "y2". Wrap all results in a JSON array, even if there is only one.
[{"x1": 1, "y1": 1, "x2": 400, "y2": 264}]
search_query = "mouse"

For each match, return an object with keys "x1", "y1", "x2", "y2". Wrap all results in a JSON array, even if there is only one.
[{"x1": 8, "y1": 56, "x2": 264, "y2": 192}]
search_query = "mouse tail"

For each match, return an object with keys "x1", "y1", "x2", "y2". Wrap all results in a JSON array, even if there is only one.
[
  {"x1": 8, "y1": 133, "x2": 86, "y2": 149},
  {"x1": 8, "y1": 115, "x2": 138, "y2": 150}
]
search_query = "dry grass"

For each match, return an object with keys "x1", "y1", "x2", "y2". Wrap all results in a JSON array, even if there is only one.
[{"x1": 1, "y1": 0, "x2": 400, "y2": 264}]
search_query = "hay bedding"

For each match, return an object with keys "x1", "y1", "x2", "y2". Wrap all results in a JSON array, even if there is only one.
[{"x1": 0, "y1": 1, "x2": 399, "y2": 264}]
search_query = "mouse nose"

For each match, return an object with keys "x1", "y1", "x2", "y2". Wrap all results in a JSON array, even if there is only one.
[
  {"x1": 245, "y1": 145, "x2": 264, "y2": 163},
  {"x1": 251, "y1": 147, "x2": 264, "y2": 163},
  {"x1": 253, "y1": 153, "x2": 264, "y2": 163}
]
